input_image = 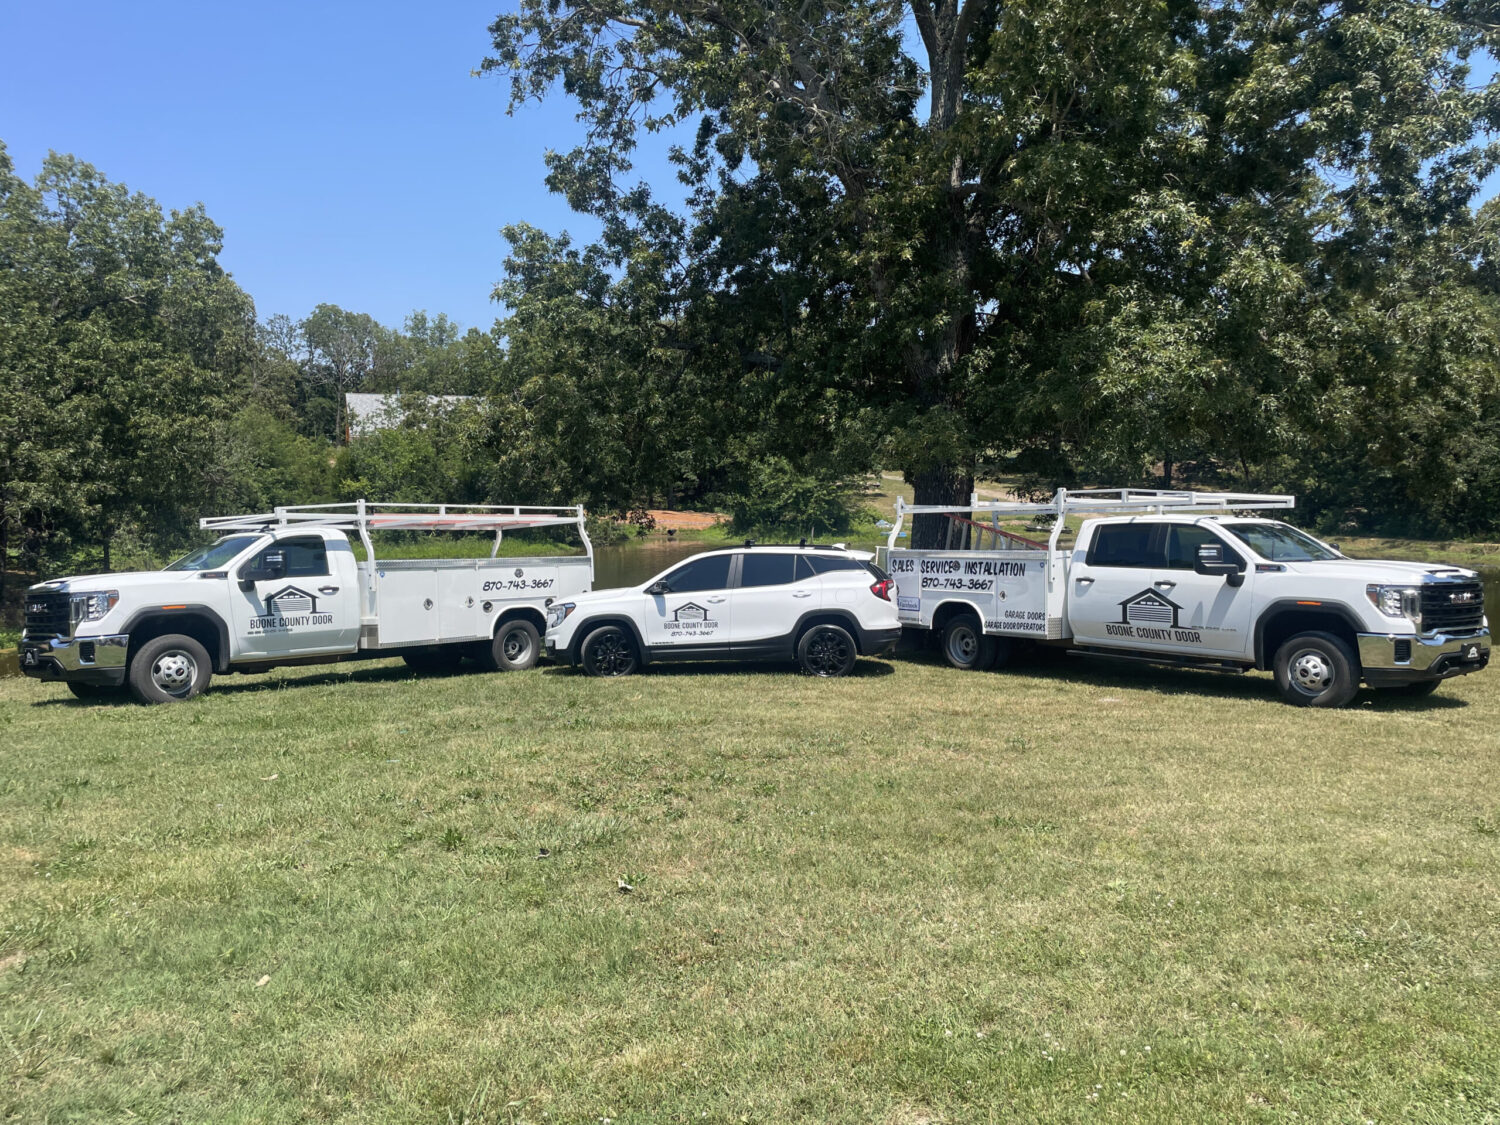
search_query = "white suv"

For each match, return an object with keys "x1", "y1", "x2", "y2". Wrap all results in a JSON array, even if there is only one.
[{"x1": 544, "y1": 545, "x2": 902, "y2": 677}]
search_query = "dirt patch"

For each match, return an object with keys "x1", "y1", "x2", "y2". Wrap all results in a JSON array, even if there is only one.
[
  {"x1": 0, "y1": 950, "x2": 27, "y2": 974},
  {"x1": 636, "y1": 510, "x2": 725, "y2": 531}
]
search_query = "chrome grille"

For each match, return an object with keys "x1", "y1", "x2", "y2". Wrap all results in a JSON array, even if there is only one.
[
  {"x1": 24, "y1": 592, "x2": 70, "y2": 637},
  {"x1": 1420, "y1": 581, "x2": 1485, "y2": 634}
]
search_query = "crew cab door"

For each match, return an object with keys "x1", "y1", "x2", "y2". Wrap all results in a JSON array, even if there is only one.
[
  {"x1": 1153, "y1": 524, "x2": 1253, "y2": 658},
  {"x1": 730, "y1": 552, "x2": 809, "y2": 656},
  {"x1": 230, "y1": 533, "x2": 361, "y2": 658},
  {"x1": 1067, "y1": 521, "x2": 1170, "y2": 652},
  {"x1": 641, "y1": 553, "x2": 733, "y2": 652}
]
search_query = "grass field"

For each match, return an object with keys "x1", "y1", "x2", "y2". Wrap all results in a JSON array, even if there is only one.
[{"x1": 3, "y1": 653, "x2": 1496, "y2": 1123}]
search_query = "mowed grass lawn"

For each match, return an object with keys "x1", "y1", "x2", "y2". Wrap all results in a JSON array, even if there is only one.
[{"x1": 2, "y1": 653, "x2": 1497, "y2": 1124}]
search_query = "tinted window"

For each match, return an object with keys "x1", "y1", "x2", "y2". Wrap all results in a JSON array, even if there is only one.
[
  {"x1": 254, "y1": 537, "x2": 329, "y2": 578},
  {"x1": 740, "y1": 552, "x2": 797, "y2": 588},
  {"x1": 804, "y1": 555, "x2": 864, "y2": 575},
  {"x1": 1087, "y1": 524, "x2": 1160, "y2": 568},
  {"x1": 659, "y1": 554, "x2": 731, "y2": 593},
  {"x1": 1164, "y1": 525, "x2": 1244, "y2": 570}
]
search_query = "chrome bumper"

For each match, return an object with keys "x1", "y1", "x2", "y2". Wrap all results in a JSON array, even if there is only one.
[
  {"x1": 19, "y1": 632, "x2": 130, "y2": 683},
  {"x1": 1358, "y1": 629, "x2": 1489, "y2": 678}
]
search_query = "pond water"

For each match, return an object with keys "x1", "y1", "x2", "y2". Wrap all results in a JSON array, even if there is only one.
[{"x1": 4, "y1": 558, "x2": 1496, "y2": 677}]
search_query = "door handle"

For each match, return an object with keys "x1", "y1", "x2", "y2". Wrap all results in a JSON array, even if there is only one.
[
  {"x1": 707, "y1": 596, "x2": 727, "y2": 604},
  {"x1": 1075, "y1": 576, "x2": 1094, "y2": 585},
  {"x1": 1154, "y1": 580, "x2": 1177, "y2": 589},
  {"x1": 319, "y1": 586, "x2": 340, "y2": 595},
  {"x1": 793, "y1": 591, "x2": 813, "y2": 598}
]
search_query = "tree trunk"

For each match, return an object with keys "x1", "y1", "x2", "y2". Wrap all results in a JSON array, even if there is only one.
[{"x1": 907, "y1": 464, "x2": 974, "y2": 549}]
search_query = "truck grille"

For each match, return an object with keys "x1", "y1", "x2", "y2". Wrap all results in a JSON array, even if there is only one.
[
  {"x1": 24, "y1": 592, "x2": 71, "y2": 637},
  {"x1": 1420, "y1": 581, "x2": 1485, "y2": 634}
]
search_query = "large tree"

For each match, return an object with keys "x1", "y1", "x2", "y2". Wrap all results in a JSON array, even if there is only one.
[
  {"x1": 0, "y1": 143, "x2": 256, "y2": 582},
  {"x1": 485, "y1": 0, "x2": 1500, "y2": 543}
]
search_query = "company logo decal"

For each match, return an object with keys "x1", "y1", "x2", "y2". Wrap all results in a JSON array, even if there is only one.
[
  {"x1": 897, "y1": 595, "x2": 921, "y2": 612},
  {"x1": 249, "y1": 585, "x2": 334, "y2": 635},
  {"x1": 665, "y1": 601, "x2": 718, "y2": 640},
  {"x1": 1105, "y1": 588, "x2": 1203, "y2": 644}
]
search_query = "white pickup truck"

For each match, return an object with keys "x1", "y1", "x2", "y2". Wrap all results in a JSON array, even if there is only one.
[
  {"x1": 19, "y1": 502, "x2": 593, "y2": 703},
  {"x1": 887, "y1": 489, "x2": 1490, "y2": 707}
]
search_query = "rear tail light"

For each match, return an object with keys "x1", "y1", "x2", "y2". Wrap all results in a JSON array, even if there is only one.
[{"x1": 870, "y1": 579, "x2": 893, "y2": 601}]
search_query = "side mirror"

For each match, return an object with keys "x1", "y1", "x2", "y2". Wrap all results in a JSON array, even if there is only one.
[
  {"x1": 238, "y1": 551, "x2": 285, "y2": 589},
  {"x1": 646, "y1": 580, "x2": 670, "y2": 596},
  {"x1": 1194, "y1": 543, "x2": 1243, "y2": 586}
]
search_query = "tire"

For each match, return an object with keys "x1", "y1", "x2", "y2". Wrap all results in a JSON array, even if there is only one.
[
  {"x1": 67, "y1": 682, "x2": 118, "y2": 701},
  {"x1": 479, "y1": 618, "x2": 541, "y2": 672},
  {"x1": 1383, "y1": 680, "x2": 1441, "y2": 698},
  {"x1": 980, "y1": 635, "x2": 1013, "y2": 671},
  {"x1": 128, "y1": 634, "x2": 212, "y2": 705},
  {"x1": 580, "y1": 625, "x2": 639, "y2": 677},
  {"x1": 1273, "y1": 631, "x2": 1359, "y2": 708},
  {"x1": 402, "y1": 648, "x2": 464, "y2": 673},
  {"x1": 941, "y1": 613, "x2": 986, "y2": 670},
  {"x1": 797, "y1": 623, "x2": 858, "y2": 678}
]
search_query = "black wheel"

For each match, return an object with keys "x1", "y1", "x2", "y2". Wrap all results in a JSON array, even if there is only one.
[
  {"x1": 1383, "y1": 680, "x2": 1441, "y2": 698},
  {"x1": 480, "y1": 619, "x2": 541, "y2": 671},
  {"x1": 1273, "y1": 631, "x2": 1359, "y2": 708},
  {"x1": 403, "y1": 648, "x2": 464, "y2": 673},
  {"x1": 797, "y1": 623, "x2": 857, "y2": 678},
  {"x1": 580, "y1": 625, "x2": 639, "y2": 677},
  {"x1": 941, "y1": 613, "x2": 986, "y2": 670},
  {"x1": 67, "y1": 682, "x2": 119, "y2": 701},
  {"x1": 128, "y1": 634, "x2": 212, "y2": 704}
]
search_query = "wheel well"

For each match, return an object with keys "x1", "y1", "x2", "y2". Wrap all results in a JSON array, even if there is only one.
[
  {"x1": 1257, "y1": 610, "x2": 1360, "y2": 670},
  {"x1": 793, "y1": 612, "x2": 862, "y2": 650},
  {"x1": 569, "y1": 616, "x2": 646, "y2": 663},
  {"x1": 127, "y1": 613, "x2": 227, "y2": 671},
  {"x1": 494, "y1": 606, "x2": 546, "y2": 637},
  {"x1": 931, "y1": 600, "x2": 982, "y2": 633}
]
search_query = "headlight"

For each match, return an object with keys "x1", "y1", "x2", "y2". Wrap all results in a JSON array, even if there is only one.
[
  {"x1": 71, "y1": 590, "x2": 119, "y2": 623},
  {"x1": 546, "y1": 602, "x2": 576, "y2": 628},
  {"x1": 1366, "y1": 584, "x2": 1421, "y2": 625}
]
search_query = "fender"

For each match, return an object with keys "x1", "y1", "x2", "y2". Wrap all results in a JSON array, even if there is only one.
[
  {"x1": 1253, "y1": 598, "x2": 1369, "y2": 668},
  {"x1": 929, "y1": 598, "x2": 991, "y2": 632},
  {"x1": 117, "y1": 604, "x2": 233, "y2": 672}
]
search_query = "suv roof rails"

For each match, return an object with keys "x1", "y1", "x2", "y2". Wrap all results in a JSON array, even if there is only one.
[{"x1": 739, "y1": 540, "x2": 852, "y2": 551}]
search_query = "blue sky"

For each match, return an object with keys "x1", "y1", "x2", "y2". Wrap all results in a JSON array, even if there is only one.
[
  {"x1": 3, "y1": 3, "x2": 1496, "y2": 336},
  {"x1": 0, "y1": 0, "x2": 684, "y2": 333}
]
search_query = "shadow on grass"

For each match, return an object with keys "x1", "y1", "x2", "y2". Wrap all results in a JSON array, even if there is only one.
[
  {"x1": 892, "y1": 646, "x2": 1470, "y2": 710},
  {"x1": 541, "y1": 659, "x2": 897, "y2": 679}
]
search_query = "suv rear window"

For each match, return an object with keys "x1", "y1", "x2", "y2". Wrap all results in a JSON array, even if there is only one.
[{"x1": 796, "y1": 555, "x2": 865, "y2": 580}]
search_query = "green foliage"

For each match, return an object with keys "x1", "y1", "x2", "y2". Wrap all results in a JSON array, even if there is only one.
[
  {"x1": 717, "y1": 456, "x2": 866, "y2": 535},
  {"x1": 484, "y1": 0, "x2": 1500, "y2": 540}
]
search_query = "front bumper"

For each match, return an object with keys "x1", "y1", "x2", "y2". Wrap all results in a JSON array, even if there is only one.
[
  {"x1": 1358, "y1": 628, "x2": 1489, "y2": 685},
  {"x1": 543, "y1": 632, "x2": 573, "y2": 667},
  {"x1": 18, "y1": 632, "x2": 130, "y2": 686}
]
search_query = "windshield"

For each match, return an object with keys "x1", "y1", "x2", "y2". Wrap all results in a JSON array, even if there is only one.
[
  {"x1": 1223, "y1": 522, "x2": 1342, "y2": 562},
  {"x1": 164, "y1": 535, "x2": 262, "y2": 572}
]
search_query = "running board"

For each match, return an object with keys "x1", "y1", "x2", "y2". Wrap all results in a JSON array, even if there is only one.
[{"x1": 1067, "y1": 647, "x2": 1249, "y2": 674}]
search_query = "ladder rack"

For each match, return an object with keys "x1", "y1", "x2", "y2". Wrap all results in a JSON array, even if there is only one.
[
  {"x1": 888, "y1": 487, "x2": 1295, "y2": 551},
  {"x1": 200, "y1": 501, "x2": 593, "y2": 564}
]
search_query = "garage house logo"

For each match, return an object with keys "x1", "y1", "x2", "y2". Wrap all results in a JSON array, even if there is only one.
[
  {"x1": 1119, "y1": 589, "x2": 1180, "y2": 628},
  {"x1": 1106, "y1": 588, "x2": 1203, "y2": 644},
  {"x1": 249, "y1": 585, "x2": 335, "y2": 634},
  {"x1": 666, "y1": 601, "x2": 719, "y2": 638}
]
